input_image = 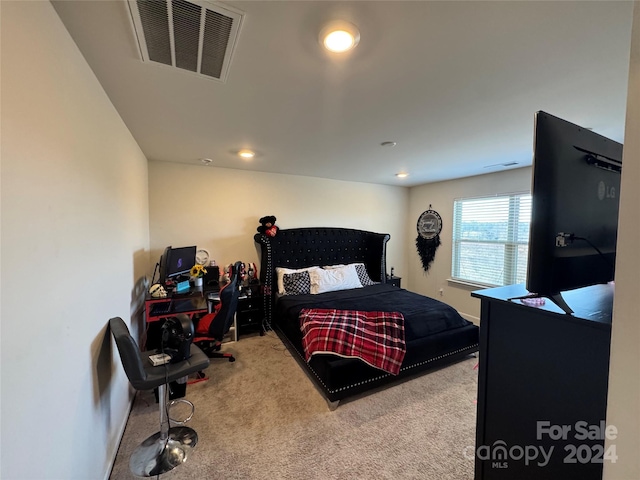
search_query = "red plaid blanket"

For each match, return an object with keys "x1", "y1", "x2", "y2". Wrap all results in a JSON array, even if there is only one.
[{"x1": 299, "y1": 308, "x2": 406, "y2": 375}]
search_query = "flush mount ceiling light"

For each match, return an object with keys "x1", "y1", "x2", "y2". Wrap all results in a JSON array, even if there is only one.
[
  {"x1": 396, "y1": 172, "x2": 409, "y2": 178},
  {"x1": 238, "y1": 149, "x2": 255, "y2": 159},
  {"x1": 320, "y1": 21, "x2": 360, "y2": 53},
  {"x1": 381, "y1": 141, "x2": 397, "y2": 147},
  {"x1": 199, "y1": 158, "x2": 213, "y2": 165}
]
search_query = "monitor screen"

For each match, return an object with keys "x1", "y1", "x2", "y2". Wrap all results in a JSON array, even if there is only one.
[
  {"x1": 159, "y1": 245, "x2": 196, "y2": 283},
  {"x1": 526, "y1": 111, "x2": 622, "y2": 313}
]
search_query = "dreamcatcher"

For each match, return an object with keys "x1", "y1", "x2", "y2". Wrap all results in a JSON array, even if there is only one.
[{"x1": 416, "y1": 205, "x2": 442, "y2": 272}]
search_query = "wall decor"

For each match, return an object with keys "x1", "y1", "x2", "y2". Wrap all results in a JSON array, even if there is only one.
[{"x1": 416, "y1": 206, "x2": 442, "y2": 272}]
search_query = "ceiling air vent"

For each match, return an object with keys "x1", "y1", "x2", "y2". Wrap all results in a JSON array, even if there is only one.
[{"x1": 127, "y1": 0, "x2": 244, "y2": 82}]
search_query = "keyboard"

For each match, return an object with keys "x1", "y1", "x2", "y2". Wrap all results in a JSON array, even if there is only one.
[{"x1": 150, "y1": 302, "x2": 172, "y2": 316}]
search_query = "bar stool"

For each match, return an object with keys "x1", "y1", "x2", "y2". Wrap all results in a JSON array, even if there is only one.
[{"x1": 109, "y1": 317, "x2": 210, "y2": 477}]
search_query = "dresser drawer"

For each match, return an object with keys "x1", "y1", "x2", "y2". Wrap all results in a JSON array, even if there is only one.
[{"x1": 238, "y1": 298, "x2": 260, "y2": 313}]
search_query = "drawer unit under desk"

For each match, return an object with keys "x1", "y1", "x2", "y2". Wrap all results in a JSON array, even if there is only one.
[{"x1": 236, "y1": 295, "x2": 264, "y2": 337}]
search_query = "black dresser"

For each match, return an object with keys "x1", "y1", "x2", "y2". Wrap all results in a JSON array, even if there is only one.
[{"x1": 472, "y1": 283, "x2": 613, "y2": 480}]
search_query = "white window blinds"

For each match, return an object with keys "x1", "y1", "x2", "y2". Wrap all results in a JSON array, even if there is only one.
[{"x1": 452, "y1": 193, "x2": 531, "y2": 287}]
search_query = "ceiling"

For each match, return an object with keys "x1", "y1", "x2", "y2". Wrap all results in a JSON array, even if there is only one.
[{"x1": 52, "y1": 0, "x2": 633, "y2": 187}]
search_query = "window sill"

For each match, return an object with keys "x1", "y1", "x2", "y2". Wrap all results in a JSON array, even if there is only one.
[{"x1": 447, "y1": 278, "x2": 498, "y2": 290}]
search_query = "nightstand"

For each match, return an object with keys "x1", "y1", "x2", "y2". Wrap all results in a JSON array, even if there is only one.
[
  {"x1": 236, "y1": 284, "x2": 264, "y2": 338},
  {"x1": 387, "y1": 276, "x2": 401, "y2": 288}
]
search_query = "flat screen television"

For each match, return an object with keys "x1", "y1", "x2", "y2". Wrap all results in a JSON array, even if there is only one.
[
  {"x1": 524, "y1": 111, "x2": 622, "y2": 314},
  {"x1": 159, "y1": 245, "x2": 196, "y2": 284}
]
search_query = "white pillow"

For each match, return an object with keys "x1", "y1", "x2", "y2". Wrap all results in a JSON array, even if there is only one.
[
  {"x1": 276, "y1": 266, "x2": 319, "y2": 295},
  {"x1": 309, "y1": 264, "x2": 363, "y2": 294},
  {"x1": 324, "y1": 262, "x2": 378, "y2": 286}
]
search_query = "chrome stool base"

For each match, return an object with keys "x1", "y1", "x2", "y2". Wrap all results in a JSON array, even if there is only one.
[{"x1": 129, "y1": 426, "x2": 198, "y2": 477}]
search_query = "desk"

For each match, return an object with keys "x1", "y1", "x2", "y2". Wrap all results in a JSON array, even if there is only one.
[
  {"x1": 145, "y1": 285, "x2": 244, "y2": 347},
  {"x1": 144, "y1": 286, "x2": 210, "y2": 350},
  {"x1": 145, "y1": 286, "x2": 208, "y2": 323}
]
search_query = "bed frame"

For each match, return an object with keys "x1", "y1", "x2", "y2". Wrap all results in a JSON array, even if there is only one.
[{"x1": 254, "y1": 227, "x2": 479, "y2": 408}]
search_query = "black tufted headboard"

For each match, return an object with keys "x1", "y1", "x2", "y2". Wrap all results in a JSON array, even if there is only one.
[{"x1": 253, "y1": 227, "x2": 390, "y2": 328}]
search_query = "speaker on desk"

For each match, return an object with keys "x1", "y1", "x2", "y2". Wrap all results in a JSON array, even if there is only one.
[{"x1": 203, "y1": 265, "x2": 220, "y2": 290}]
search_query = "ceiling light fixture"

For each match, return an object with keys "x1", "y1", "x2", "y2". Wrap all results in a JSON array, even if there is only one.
[
  {"x1": 200, "y1": 158, "x2": 213, "y2": 165},
  {"x1": 238, "y1": 149, "x2": 255, "y2": 159},
  {"x1": 381, "y1": 141, "x2": 397, "y2": 147},
  {"x1": 396, "y1": 172, "x2": 409, "y2": 178},
  {"x1": 320, "y1": 21, "x2": 360, "y2": 53}
]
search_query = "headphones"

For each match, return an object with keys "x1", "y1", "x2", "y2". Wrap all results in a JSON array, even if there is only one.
[{"x1": 161, "y1": 316, "x2": 193, "y2": 343}]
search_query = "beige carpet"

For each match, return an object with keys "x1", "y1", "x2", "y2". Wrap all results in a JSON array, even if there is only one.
[{"x1": 110, "y1": 332, "x2": 478, "y2": 479}]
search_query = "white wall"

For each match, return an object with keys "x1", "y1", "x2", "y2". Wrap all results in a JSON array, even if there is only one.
[
  {"x1": 1, "y1": 2, "x2": 150, "y2": 479},
  {"x1": 604, "y1": 2, "x2": 640, "y2": 478},
  {"x1": 148, "y1": 161, "x2": 409, "y2": 281},
  {"x1": 1, "y1": 2, "x2": 635, "y2": 478},
  {"x1": 407, "y1": 167, "x2": 532, "y2": 321}
]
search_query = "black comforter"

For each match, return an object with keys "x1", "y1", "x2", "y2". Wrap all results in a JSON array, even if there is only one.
[{"x1": 275, "y1": 283, "x2": 471, "y2": 343}]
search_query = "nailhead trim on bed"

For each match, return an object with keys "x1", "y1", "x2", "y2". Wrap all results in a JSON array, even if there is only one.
[
  {"x1": 283, "y1": 330, "x2": 479, "y2": 394},
  {"x1": 253, "y1": 234, "x2": 274, "y2": 332}
]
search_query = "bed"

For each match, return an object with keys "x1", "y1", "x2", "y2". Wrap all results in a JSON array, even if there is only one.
[{"x1": 254, "y1": 227, "x2": 479, "y2": 408}]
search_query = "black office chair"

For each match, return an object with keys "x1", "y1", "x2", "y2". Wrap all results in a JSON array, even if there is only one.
[
  {"x1": 109, "y1": 317, "x2": 210, "y2": 477},
  {"x1": 193, "y1": 261, "x2": 242, "y2": 361}
]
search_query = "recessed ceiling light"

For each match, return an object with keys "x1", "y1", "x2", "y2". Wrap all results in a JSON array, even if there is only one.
[
  {"x1": 396, "y1": 172, "x2": 409, "y2": 178},
  {"x1": 200, "y1": 158, "x2": 213, "y2": 165},
  {"x1": 381, "y1": 141, "x2": 397, "y2": 147},
  {"x1": 238, "y1": 149, "x2": 255, "y2": 159},
  {"x1": 320, "y1": 21, "x2": 360, "y2": 53}
]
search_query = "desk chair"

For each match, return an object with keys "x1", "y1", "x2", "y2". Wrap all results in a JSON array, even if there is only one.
[
  {"x1": 109, "y1": 317, "x2": 210, "y2": 477},
  {"x1": 193, "y1": 260, "x2": 242, "y2": 362}
]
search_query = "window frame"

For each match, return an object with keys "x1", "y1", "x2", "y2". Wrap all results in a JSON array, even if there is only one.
[{"x1": 451, "y1": 191, "x2": 531, "y2": 288}]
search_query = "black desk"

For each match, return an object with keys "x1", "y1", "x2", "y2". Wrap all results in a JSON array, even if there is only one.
[
  {"x1": 145, "y1": 286, "x2": 208, "y2": 323},
  {"x1": 144, "y1": 286, "x2": 210, "y2": 351},
  {"x1": 472, "y1": 283, "x2": 613, "y2": 480}
]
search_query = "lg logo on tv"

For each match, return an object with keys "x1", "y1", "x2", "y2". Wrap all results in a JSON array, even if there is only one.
[{"x1": 598, "y1": 181, "x2": 616, "y2": 200}]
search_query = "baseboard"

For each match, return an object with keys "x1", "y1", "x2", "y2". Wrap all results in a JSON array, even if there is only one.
[
  {"x1": 460, "y1": 312, "x2": 480, "y2": 325},
  {"x1": 104, "y1": 388, "x2": 136, "y2": 480}
]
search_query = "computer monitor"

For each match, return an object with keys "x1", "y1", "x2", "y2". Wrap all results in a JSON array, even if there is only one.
[
  {"x1": 159, "y1": 245, "x2": 196, "y2": 284},
  {"x1": 525, "y1": 111, "x2": 622, "y2": 313}
]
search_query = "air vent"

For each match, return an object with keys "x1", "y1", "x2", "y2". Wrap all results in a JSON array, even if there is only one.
[{"x1": 127, "y1": 0, "x2": 244, "y2": 82}]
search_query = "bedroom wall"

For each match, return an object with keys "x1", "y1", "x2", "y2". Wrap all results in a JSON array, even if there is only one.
[
  {"x1": 148, "y1": 161, "x2": 409, "y2": 283},
  {"x1": 407, "y1": 167, "x2": 532, "y2": 322},
  {"x1": 604, "y1": 1, "x2": 640, "y2": 478},
  {"x1": 1, "y1": 2, "x2": 150, "y2": 479}
]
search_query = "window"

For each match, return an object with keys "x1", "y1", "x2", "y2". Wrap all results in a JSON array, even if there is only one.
[{"x1": 452, "y1": 193, "x2": 531, "y2": 287}]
